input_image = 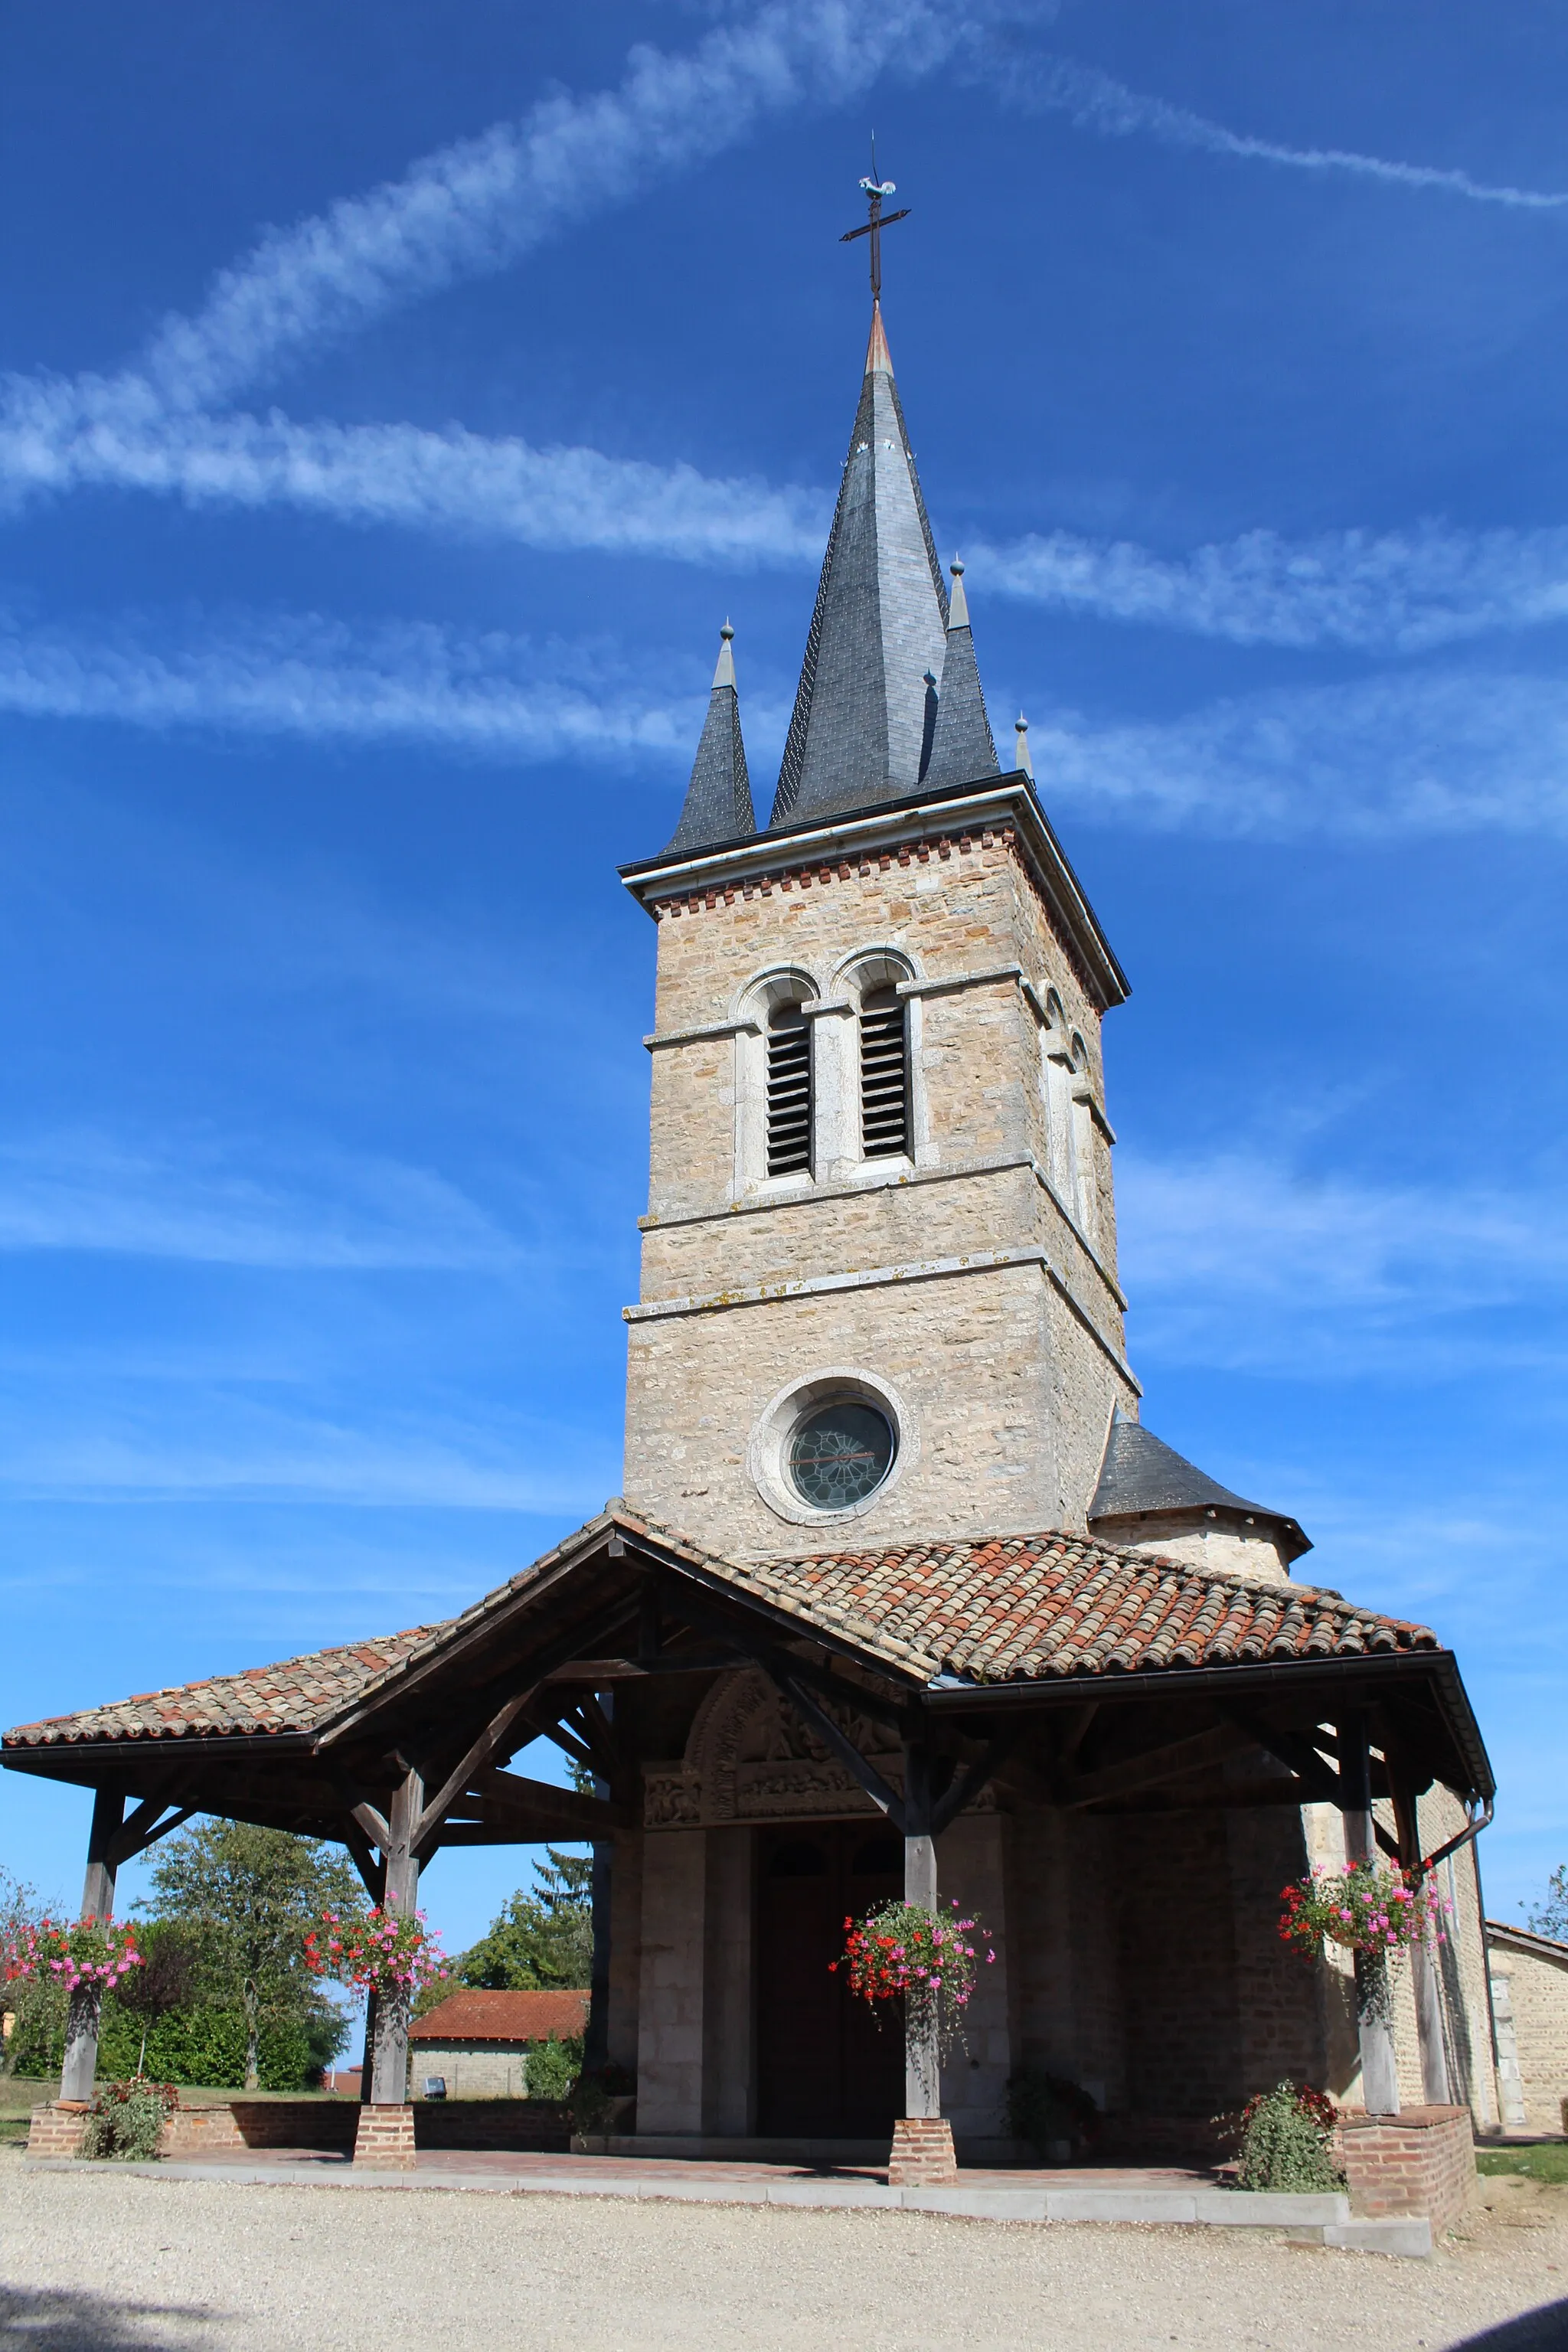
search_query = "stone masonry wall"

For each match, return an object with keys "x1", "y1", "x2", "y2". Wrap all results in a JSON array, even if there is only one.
[
  {"x1": 1489, "y1": 1932, "x2": 1568, "y2": 2135},
  {"x1": 626, "y1": 828, "x2": 1135, "y2": 1558},
  {"x1": 1008, "y1": 1803, "x2": 1325, "y2": 2136}
]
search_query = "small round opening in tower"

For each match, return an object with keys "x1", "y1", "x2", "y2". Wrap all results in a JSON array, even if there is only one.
[{"x1": 787, "y1": 1400, "x2": 896, "y2": 1509}]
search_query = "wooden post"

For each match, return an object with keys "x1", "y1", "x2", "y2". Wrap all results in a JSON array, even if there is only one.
[
  {"x1": 1390, "y1": 1766, "x2": 1452, "y2": 2108},
  {"x1": 902, "y1": 1741, "x2": 939, "y2": 2119},
  {"x1": 583, "y1": 1697, "x2": 613, "y2": 2076},
  {"x1": 370, "y1": 1763, "x2": 423, "y2": 2105},
  {"x1": 60, "y1": 1787, "x2": 124, "y2": 2105},
  {"x1": 358, "y1": 1991, "x2": 377, "y2": 2103},
  {"x1": 1340, "y1": 1714, "x2": 1399, "y2": 2115}
]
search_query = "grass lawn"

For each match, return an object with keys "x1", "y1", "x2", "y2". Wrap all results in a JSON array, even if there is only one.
[{"x1": 1476, "y1": 2142, "x2": 1568, "y2": 2184}]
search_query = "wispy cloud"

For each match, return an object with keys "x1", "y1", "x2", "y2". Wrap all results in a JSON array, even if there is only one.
[
  {"x1": 0, "y1": 1, "x2": 1031, "y2": 488},
  {"x1": 8, "y1": 603, "x2": 1568, "y2": 845},
  {"x1": 0, "y1": 606, "x2": 740, "y2": 761},
  {"x1": 0, "y1": 1400, "x2": 617, "y2": 1511},
  {"x1": 988, "y1": 51, "x2": 1568, "y2": 212},
  {"x1": 0, "y1": 402, "x2": 828, "y2": 563},
  {"x1": 1119, "y1": 1150, "x2": 1566, "y2": 1377},
  {"x1": 975, "y1": 521, "x2": 1568, "y2": 653},
  {"x1": 0, "y1": 1132, "x2": 524, "y2": 1270},
  {"x1": 1028, "y1": 665, "x2": 1568, "y2": 840}
]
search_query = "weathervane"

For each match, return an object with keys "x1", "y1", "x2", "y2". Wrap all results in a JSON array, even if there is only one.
[{"x1": 839, "y1": 135, "x2": 910, "y2": 302}]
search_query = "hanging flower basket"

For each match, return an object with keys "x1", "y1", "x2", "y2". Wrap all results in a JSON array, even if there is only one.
[
  {"x1": 831, "y1": 1899, "x2": 995, "y2": 2064},
  {"x1": 2, "y1": 1916, "x2": 143, "y2": 1994},
  {"x1": 1279, "y1": 1864, "x2": 1448, "y2": 1959},
  {"x1": 303, "y1": 1906, "x2": 447, "y2": 2005}
]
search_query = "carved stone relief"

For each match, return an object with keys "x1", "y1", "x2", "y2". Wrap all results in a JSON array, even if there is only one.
[{"x1": 640, "y1": 1667, "x2": 997, "y2": 1829}]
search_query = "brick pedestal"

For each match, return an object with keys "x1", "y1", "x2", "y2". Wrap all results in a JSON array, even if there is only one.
[
  {"x1": 353, "y1": 2102, "x2": 416, "y2": 2170},
  {"x1": 1340, "y1": 2105, "x2": 1475, "y2": 2238},
  {"x1": 26, "y1": 2102, "x2": 89, "y2": 2158},
  {"x1": 888, "y1": 2117, "x2": 958, "y2": 2185}
]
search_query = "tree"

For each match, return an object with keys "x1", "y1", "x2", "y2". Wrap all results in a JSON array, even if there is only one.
[
  {"x1": 145, "y1": 1822, "x2": 364, "y2": 2090},
  {"x1": 112, "y1": 1922, "x2": 199, "y2": 2075},
  {"x1": 1528, "y1": 1867, "x2": 1568, "y2": 1942},
  {"x1": 456, "y1": 1846, "x2": 593, "y2": 1991}
]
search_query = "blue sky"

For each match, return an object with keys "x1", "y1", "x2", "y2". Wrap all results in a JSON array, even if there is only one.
[{"x1": 2, "y1": 0, "x2": 1566, "y2": 1957}]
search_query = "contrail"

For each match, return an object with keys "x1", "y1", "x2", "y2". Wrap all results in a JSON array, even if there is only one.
[{"x1": 993, "y1": 52, "x2": 1568, "y2": 211}]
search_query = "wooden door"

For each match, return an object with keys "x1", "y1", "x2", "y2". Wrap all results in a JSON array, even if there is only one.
[{"x1": 755, "y1": 1823, "x2": 904, "y2": 2137}]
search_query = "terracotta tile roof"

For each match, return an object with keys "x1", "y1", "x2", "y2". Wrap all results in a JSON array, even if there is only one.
[
  {"x1": 410, "y1": 1990, "x2": 590, "y2": 2045},
  {"x1": 642, "y1": 1521, "x2": 1440, "y2": 1686},
  {"x1": 3, "y1": 1503, "x2": 1441, "y2": 1755},
  {"x1": 2, "y1": 1625, "x2": 444, "y2": 1749}
]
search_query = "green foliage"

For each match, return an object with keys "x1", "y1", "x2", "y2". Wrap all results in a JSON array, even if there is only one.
[
  {"x1": 568, "y1": 2061, "x2": 635, "y2": 2134},
  {"x1": 144, "y1": 1821, "x2": 364, "y2": 2089},
  {"x1": 93, "y1": 1997, "x2": 345, "y2": 2090},
  {"x1": 524, "y1": 2032, "x2": 582, "y2": 2102},
  {"x1": 81, "y1": 2077, "x2": 178, "y2": 2161},
  {"x1": 1235, "y1": 2082, "x2": 1344, "y2": 2193},
  {"x1": 1477, "y1": 2145, "x2": 1568, "y2": 2184},
  {"x1": 1527, "y1": 1867, "x2": 1568, "y2": 1944},
  {"x1": 1004, "y1": 2066, "x2": 1099, "y2": 2154},
  {"x1": 456, "y1": 1849, "x2": 593, "y2": 1991}
]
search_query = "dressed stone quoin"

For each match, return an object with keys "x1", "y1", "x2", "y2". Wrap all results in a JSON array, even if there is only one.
[{"x1": 5, "y1": 226, "x2": 1501, "y2": 2190}]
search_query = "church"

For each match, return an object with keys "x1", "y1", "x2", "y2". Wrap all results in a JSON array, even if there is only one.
[{"x1": 5, "y1": 270, "x2": 1503, "y2": 2180}]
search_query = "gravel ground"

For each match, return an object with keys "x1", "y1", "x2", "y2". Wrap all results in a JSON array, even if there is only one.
[{"x1": 2, "y1": 2155, "x2": 1567, "y2": 2352}]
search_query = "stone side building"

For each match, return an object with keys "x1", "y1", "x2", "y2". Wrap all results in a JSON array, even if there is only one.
[
  {"x1": 407, "y1": 1989, "x2": 589, "y2": 2101},
  {"x1": 1488, "y1": 1922, "x2": 1568, "y2": 2134}
]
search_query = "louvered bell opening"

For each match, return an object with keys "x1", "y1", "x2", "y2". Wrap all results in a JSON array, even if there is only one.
[
  {"x1": 860, "y1": 988, "x2": 910, "y2": 1159},
  {"x1": 766, "y1": 1002, "x2": 812, "y2": 1177}
]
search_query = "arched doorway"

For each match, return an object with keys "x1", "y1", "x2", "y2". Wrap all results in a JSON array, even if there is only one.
[{"x1": 756, "y1": 1823, "x2": 904, "y2": 2137}]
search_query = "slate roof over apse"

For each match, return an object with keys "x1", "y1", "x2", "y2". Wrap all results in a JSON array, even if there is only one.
[
  {"x1": 410, "y1": 1989, "x2": 590, "y2": 2045},
  {"x1": 2, "y1": 1626, "x2": 442, "y2": 1747},
  {"x1": 663, "y1": 623, "x2": 755, "y2": 854},
  {"x1": 769, "y1": 304, "x2": 951, "y2": 828},
  {"x1": 1089, "y1": 1413, "x2": 1311, "y2": 1561}
]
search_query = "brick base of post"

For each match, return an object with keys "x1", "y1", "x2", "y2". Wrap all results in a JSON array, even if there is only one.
[
  {"x1": 1339, "y1": 2105, "x2": 1475, "y2": 2238},
  {"x1": 888, "y1": 2117, "x2": 958, "y2": 2185},
  {"x1": 353, "y1": 2102, "x2": 416, "y2": 2170},
  {"x1": 26, "y1": 2102, "x2": 90, "y2": 2158}
]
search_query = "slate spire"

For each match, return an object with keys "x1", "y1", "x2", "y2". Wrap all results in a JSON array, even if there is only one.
[
  {"x1": 769, "y1": 303, "x2": 949, "y2": 827},
  {"x1": 922, "y1": 560, "x2": 999, "y2": 789},
  {"x1": 664, "y1": 622, "x2": 755, "y2": 854}
]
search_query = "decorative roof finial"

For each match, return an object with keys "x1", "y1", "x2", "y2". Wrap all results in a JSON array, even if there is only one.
[
  {"x1": 948, "y1": 558, "x2": 971, "y2": 632},
  {"x1": 1014, "y1": 713, "x2": 1034, "y2": 781},
  {"x1": 839, "y1": 140, "x2": 910, "y2": 309}
]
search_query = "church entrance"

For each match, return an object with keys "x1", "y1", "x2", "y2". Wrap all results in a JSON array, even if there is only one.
[{"x1": 755, "y1": 1822, "x2": 905, "y2": 2138}]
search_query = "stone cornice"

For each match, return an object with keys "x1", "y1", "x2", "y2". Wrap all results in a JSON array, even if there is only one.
[{"x1": 618, "y1": 773, "x2": 1130, "y2": 1014}]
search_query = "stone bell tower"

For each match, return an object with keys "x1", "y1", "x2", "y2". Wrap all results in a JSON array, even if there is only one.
[{"x1": 619, "y1": 299, "x2": 1138, "y2": 1563}]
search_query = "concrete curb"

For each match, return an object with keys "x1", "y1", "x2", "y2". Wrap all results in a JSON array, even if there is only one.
[{"x1": 21, "y1": 2157, "x2": 1430, "y2": 2251}]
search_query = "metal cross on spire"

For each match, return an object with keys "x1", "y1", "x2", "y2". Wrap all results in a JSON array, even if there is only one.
[{"x1": 839, "y1": 138, "x2": 910, "y2": 303}]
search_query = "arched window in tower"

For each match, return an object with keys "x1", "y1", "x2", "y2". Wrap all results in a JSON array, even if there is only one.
[
  {"x1": 858, "y1": 985, "x2": 910, "y2": 1159},
  {"x1": 766, "y1": 1000, "x2": 813, "y2": 1177}
]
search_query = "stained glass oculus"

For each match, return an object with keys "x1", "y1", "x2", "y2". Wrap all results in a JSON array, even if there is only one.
[{"x1": 788, "y1": 1400, "x2": 896, "y2": 1509}]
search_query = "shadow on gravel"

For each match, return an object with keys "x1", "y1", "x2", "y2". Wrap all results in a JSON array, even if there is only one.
[
  {"x1": 0, "y1": 2285, "x2": 220, "y2": 2351},
  {"x1": 1454, "y1": 2304, "x2": 1568, "y2": 2350}
]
